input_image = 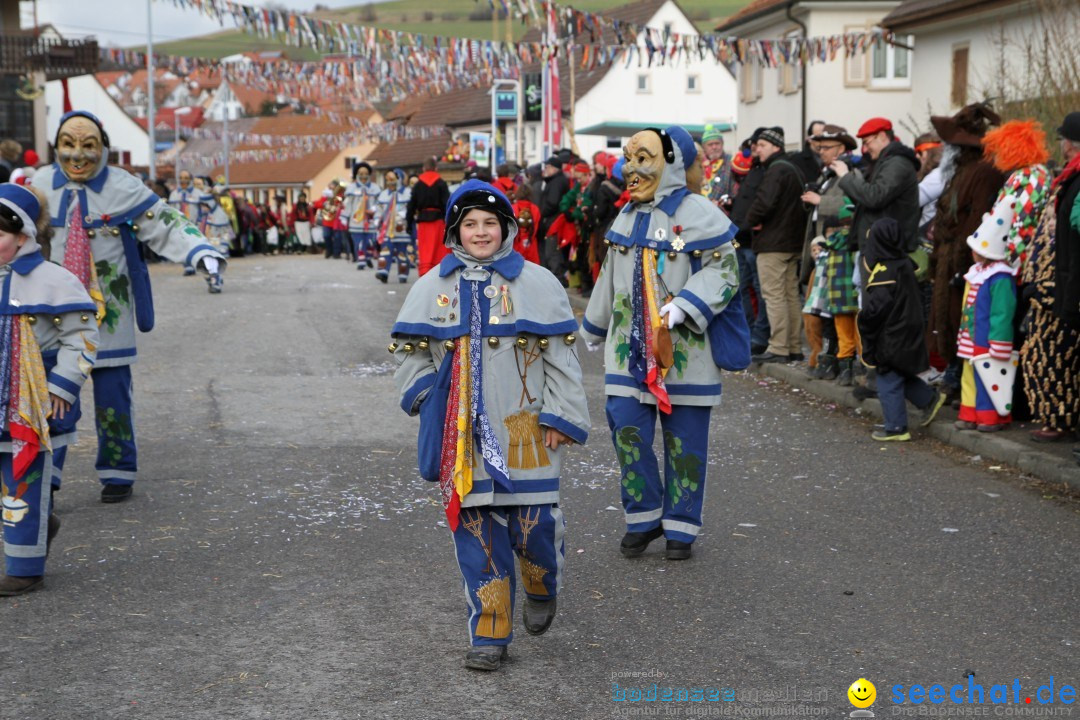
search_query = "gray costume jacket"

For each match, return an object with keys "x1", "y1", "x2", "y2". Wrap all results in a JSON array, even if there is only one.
[
  {"x1": 1, "y1": 238, "x2": 99, "y2": 454},
  {"x1": 33, "y1": 162, "x2": 225, "y2": 367},
  {"x1": 580, "y1": 137, "x2": 740, "y2": 407},
  {"x1": 392, "y1": 235, "x2": 590, "y2": 507}
]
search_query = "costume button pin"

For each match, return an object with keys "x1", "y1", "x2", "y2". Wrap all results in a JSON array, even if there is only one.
[
  {"x1": 489, "y1": 316, "x2": 500, "y2": 325},
  {"x1": 436, "y1": 293, "x2": 450, "y2": 307},
  {"x1": 484, "y1": 286, "x2": 499, "y2": 299}
]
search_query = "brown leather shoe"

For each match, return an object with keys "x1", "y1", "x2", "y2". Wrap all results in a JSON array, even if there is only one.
[
  {"x1": 1030, "y1": 428, "x2": 1069, "y2": 443},
  {"x1": 0, "y1": 575, "x2": 44, "y2": 597}
]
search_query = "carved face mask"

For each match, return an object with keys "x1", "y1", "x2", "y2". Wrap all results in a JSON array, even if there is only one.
[
  {"x1": 356, "y1": 167, "x2": 370, "y2": 182},
  {"x1": 622, "y1": 131, "x2": 664, "y2": 203},
  {"x1": 179, "y1": 171, "x2": 192, "y2": 189},
  {"x1": 385, "y1": 172, "x2": 398, "y2": 191},
  {"x1": 56, "y1": 117, "x2": 104, "y2": 183}
]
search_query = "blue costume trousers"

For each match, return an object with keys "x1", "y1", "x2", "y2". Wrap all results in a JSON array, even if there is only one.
[
  {"x1": 375, "y1": 238, "x2": 416, "y2": 283},
  {"x1": 451, "y1": 504, "x2": 564, "y2": 647},
  {"x1": 91, "y1": 365, "x2": 137, "y2": 488},
  {"x1": 877, "y1": 368, "x2": 937, "y2": 433},
  {"x1": 606, "y1": 396, "x2": 712, "y2": 544},
  {"x1": 2, "y1": 452, "x2": 54, "y2": 576},
  {"x1": 351, "y1": 231, "x2": 376, "y2": 266}
]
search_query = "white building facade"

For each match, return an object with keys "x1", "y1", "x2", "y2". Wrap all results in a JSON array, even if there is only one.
[{"x1": 719, "y1": 0, "x2": 912, "y2": 148}]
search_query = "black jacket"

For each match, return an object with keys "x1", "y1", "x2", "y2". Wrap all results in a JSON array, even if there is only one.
[
  {"x1": 858, "y1": 217, "x2": 929, "y2": 376},
  {"x1": 1054, "y1": 169, "x2": 1080, "y2": 328},
  {"x1": 744, "y1": 152, "x2": 809, "y2": 254},
  {"x1": 730, "y1": 162, "x2": 763, "y2": 248},
  {"x1": 539, "y1": 172, "x2": 570, "y2": 238},
  {"x1": 406, "y1": 173, "x2": 450, "y2": 224},
  {"x1": 839, "y1": 141, "x2": 920, "y2": 253}
]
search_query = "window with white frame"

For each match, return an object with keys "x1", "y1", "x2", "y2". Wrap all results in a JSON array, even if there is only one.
[
  {"x1": 870, "y1": 34, "x2": 913, "y2": 88},
  {"x1": 687, "y1": 74, "x2": 700, "y2": 93},
  {"x1": 637, "y1": 74, "x2": 651, "y2": 93}
]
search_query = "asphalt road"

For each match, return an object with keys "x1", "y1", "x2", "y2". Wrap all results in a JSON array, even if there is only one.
[{"x1": 3, "y1": 255, "x2": 1077, "y2": 720}]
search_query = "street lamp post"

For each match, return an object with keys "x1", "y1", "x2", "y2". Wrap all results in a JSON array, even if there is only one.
[{"x1": 173, "y1": 106, "x2": 191, "y2": 186}]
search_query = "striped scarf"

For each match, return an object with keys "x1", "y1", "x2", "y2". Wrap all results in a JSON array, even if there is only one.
[
  {"x1": 629, "y1": 248, "x2": 671, "y2": 414},
  {"x1": 437, "y1": 280, "x2": 512, "y2": 530},
  {"x1": 0, "y1": 314, "x2": 52, "y2": 485},
  {"x1": 376, "y1": 192, "x2": 398, "y2": 245}
]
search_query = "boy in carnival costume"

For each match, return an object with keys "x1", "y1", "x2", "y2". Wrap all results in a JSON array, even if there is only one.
[
  {"x1": 391, "y1": 180, "x2": 590, "y2": 671},
  {"x1": 579, "y1": 126, "x2": 745, "y2": 561},
  {"x1": 1, "y1": 183, "x2": 99, "y2": 595},
  {"x1": 32, "y1": 110, "x2": 226, "y2": 503}
]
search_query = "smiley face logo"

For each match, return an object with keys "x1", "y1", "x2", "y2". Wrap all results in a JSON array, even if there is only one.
[{"x1": 848, "y1": 678, "x2": 876, "y2": 708}]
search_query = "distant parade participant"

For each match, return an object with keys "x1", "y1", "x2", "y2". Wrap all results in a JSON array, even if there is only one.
[
  {"x1": 699, "y1": 124, "x2": 735, "y2": 210},
  {"x1": 203, "y1": 184, "x2": 236, "y2": 265},
  {"x1": 406, "y1": 156, "x2": 451, "y2": 276},
  {"x1": 168, "y1": 170, "x2": 210, "y2": 276},
  {"x1": 580, "y1": 126, "x2": 746, "y2": 561},
  {"x1": 374, "y1": 168, "x2": 414, "y2": 283},
  {"x1": 289, "y1": 191, "x2": 314, "y2": 251},
  {"x1": 1, "y1": 183, "x2": 99, "y2": 596},
  {"x1": 32, "y1": 110, "x2": 226, "y2": 503},
  {"x1": 344, "y1": 162, "x2": 380, "y2": 269},
  {"x1": 390, "y1": 180, "x2": 589, "y2": 671}
]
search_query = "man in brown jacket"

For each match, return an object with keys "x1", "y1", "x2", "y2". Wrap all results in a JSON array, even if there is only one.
[{"x1": 746, "y1": 127, "x2": 810, "y2": 362}]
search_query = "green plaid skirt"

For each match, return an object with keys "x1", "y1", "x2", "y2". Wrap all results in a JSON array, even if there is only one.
[{"x1": 823, "y1": 233, "x2": 858, "y2": 314}]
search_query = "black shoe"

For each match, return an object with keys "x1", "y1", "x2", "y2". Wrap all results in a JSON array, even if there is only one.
[
  {"x1": 0, "y1": 575, "x2": 44, "y2": 597},
  {"x1": 751, "y1": 343, "x2": 767, "y2": 355},
  {"x1": 522, "y1": 596, "x2": 557, "y2": 635},
  {"x1": 101, "y1": 484, "x2": 133, "y2": 504},
  {"x1": 620, "y1": 526, "x2": 663, "y2": 558},
  {"x1": 665, "y1": 539, "x2": 693, "y2": 560},
  {"x1": 464, "y1": 645, "x2": 508, "y2": 671},
  {"x1": 46, "y1": 514, "x2": 60, "y2": 556},
  {"x1": 852, "y1": 385, "x2": 878, "y2": 401},
  {"x1": 836, "y1": 358, "x2": 854, "y2": 386},
  {"x1": 818, "y1": 355, "x2": 839, "y2": 381},
  {"x1": 789, "y1": 353, "x2": 806, "y2": 362},
  {"x1": 752, "y1": 351, "x2": 789, "y2": 364}
]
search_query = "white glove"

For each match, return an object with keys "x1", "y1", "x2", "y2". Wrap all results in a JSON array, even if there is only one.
[
  {"x1": 659, "y1": 302, "x2": 686, "y2": 329},
  {"x1": 584, "y1": 340, "x2": 602, "y2": 352},
  {"x1": 201, "y1": 257, "x2": 220, "y2": 275}
]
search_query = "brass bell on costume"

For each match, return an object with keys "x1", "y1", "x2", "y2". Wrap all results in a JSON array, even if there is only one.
[
  {"x1": 111, "y1": 228, "x2": 120, "y2": 237},
  {"x1": 27, "y1": 315, "x2": 37, "y2": 325},
  {"x1": 87, "y1": 230, "x2": 95, "y2": 238},
  {"x1": 145, "y1": 211, "x2": 154, "y2": 219},
  {"x1": 537, "y1": 338, "x2": 549, "y2": 350},
  {"x1": 444, "y1": 339, "x2": 456, "y2": 351},
  {"x1": 402, "y1": 343, "x2": 415, "y2": 354},
  {"x1": 487, "y1": 337, "x2": 500, "y2": 348},
  {"x1": 80, "y1": 314, "x2": 90, "y2": 323},
  {"x1": 618, "y1": 246, "x2": 629, "y2": 255},
  {"x1": 417, "y1": 338, "x2": 430, "y2": 351},
  {"x1": 387, "y1": 342, "x2": 399, "y2": 354},
  {"x1": 515, "y1": 336, "x2": 529, "y2": 349},
  {"x1": 563, "y1": 333, "x2": 576, "y2": 346},
  {"x1": 712, "y1": 251, "x2": 722, "y2": 259},
  {"x1": 668, "y1": 251, "x2": 678, "y2": 260},
  {"x1": 52, "y1": 316, "x2": 62, "y2": 327},
  {"x1": 132, "y1": 224, "x2": 140, "y2": 233},
  {"x1": 692, "y1": 250, "x2": 703, "y2": 258}
]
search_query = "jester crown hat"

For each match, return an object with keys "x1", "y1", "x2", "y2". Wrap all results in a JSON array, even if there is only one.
[
  {"x1": 55, "y1": 110, "x2": 111, "y2": 148},
  {"x1": 967, "y1": 199, "x2": 1014, "y2": 261}
]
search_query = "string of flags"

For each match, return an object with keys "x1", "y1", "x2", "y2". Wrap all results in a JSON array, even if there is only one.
[{"x1": 158, "y1": 0, "x2": 895, "y2": 71}]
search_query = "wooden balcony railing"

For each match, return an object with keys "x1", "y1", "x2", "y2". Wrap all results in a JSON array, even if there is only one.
[{"x1": 0, "y1": 34, "x2": 99, "y2": 79}]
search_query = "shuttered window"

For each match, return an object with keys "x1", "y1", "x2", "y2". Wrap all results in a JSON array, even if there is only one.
[{"x1": 952, "y1": 45, "x2": 969, "y2": 107}]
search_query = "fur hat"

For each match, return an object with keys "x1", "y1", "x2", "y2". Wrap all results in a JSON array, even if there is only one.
[
  {"x1": 982, "y1": 120, "x2": 1049, "y2": 173},
  {"x1": 967, "y1": 201, "x2": 1015, "y2": 261},
  {"x1": 930, "y1": 102, "x2": 1000, "y2": 148}
]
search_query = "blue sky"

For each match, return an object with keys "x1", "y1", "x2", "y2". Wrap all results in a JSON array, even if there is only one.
[{"x1": 23, "y1": 0, "x2": 386, "y2": 47}]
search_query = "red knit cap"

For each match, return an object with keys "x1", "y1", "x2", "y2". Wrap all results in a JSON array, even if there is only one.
[{"x1": 731, "y1": 149, "x2": 752, "y2": 176}]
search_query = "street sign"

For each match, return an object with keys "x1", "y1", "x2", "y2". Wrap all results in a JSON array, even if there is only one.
[{"x1": 494, "y1": 90, "x2": 518, "y2": 118}]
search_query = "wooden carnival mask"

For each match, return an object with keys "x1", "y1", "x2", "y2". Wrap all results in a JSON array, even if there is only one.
[
  {"x1": 622, "y1": 131, "x2": 664, "y2": 203},
  {"x1": 56, "y1": 116, "x2": 104, "y2": 183}
]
